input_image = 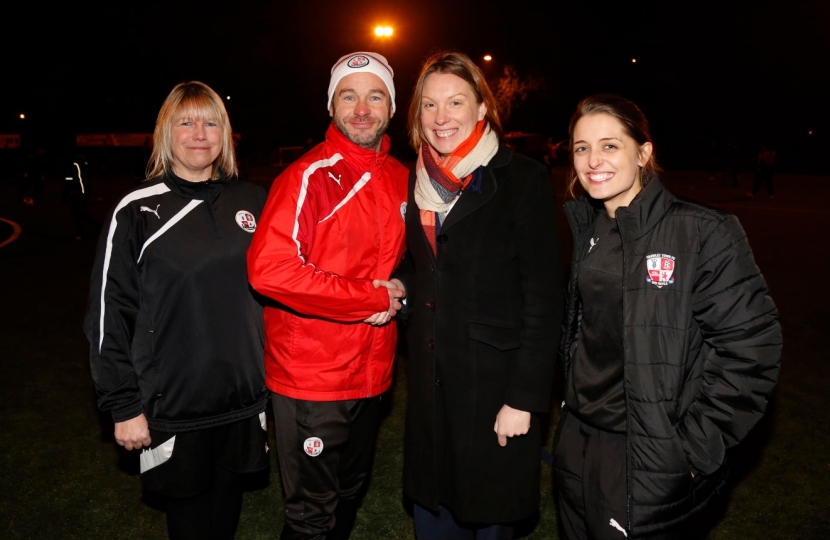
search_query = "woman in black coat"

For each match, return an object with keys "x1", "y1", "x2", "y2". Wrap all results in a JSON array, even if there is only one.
[
  {"x1": 388, "y1": 51, "x2": 562, "y2": 539},
  {"x1": 555, "y1": 94, "x2": 781, "y2": 540}
]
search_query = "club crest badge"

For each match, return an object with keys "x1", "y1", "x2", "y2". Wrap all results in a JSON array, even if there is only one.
[
  {"x1": 347, "y1": 55, "x2": 370, "y2": 69},
  {"x1": 235, "y1": 210, "x2": 256, "y2": 233},
  {"x1": 303, "y1": 437, "x2": 324, "y2": 457},
  {"x1": 646, "y1": 253, "x2": 676, "y2": 288},
  {"x1": 400, "y1": 202, "x2": 407, "y2": 221}
]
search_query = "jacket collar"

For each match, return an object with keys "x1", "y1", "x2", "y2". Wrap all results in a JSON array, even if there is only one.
[
  {"x1": 616, "y1": 176, "x2": 674, "y2": 242},
  {"x1": 325, "y1": 123, "x2": 391, "y2": 171},
  {"x1": 564, "y1": 176, "x2": 674, "y2": 242},
  {"x1": 163, "y1": 170, "x2": 226, "y2": 201}
]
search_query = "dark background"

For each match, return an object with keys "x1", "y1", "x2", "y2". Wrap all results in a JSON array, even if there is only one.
[{"x1": 3, "y1": 0, "x2": 828, "y2": 172}]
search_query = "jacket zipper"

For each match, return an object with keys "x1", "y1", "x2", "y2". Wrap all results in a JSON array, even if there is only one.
[{"x1": 617, "y1": 207, "x2": 632, "y2": 536}]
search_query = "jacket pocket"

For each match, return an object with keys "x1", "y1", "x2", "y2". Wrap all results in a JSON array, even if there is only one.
[{"x1": 468, "y1": 320, "x2": 521, "y2": 351}]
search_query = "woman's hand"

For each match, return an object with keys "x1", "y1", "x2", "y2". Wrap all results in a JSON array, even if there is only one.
[
  {"x1": 493, "y1": 404, "x2": 531, "y2": 447},
  {"x1": 114, "y1": 413, "x2": 151, "y2": 450}
]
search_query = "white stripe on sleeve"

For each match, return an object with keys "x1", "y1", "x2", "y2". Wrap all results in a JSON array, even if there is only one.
[
  {"x1": 292, "y1": 153, "x2": 344, "y2": 262},
  {"x1": 97, "y1": 183, "x2": 171, "y2": 353}
]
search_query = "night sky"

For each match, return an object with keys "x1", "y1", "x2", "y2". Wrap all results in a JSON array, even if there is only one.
[{"x1": 4, "y1": 0, "x2": 827, "y2": 170}]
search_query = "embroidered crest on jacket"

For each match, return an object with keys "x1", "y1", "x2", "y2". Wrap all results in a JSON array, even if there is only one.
[
  {"x1": 645, "y1": 253, "x2": 675, "y2": 288},
  {"x1": 235, "y1": 210, "x2": 256, "y2": 232}
]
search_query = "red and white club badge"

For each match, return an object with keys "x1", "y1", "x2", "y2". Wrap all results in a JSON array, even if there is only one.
[
  {"x1": 303, "y1": 437, "x2": 324, "y2": 457},
  {"x1": 235, "y1": 210, "x2": 256, "y2": 233},
  {"x1": 348, "y1": 55, "x2": 370, "y2": 68},
  {"x1": 646, "y1": 253, "x2": 676, "y2": 288}
]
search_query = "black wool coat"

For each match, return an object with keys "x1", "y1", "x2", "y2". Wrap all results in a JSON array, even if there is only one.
[{"x1": 393, "y1": 145, "x2": 563, "y2": 523}]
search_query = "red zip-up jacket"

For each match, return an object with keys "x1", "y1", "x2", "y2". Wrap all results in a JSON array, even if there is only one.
[{"x1": 247, "y1": 124, "x2": 408, "y2": 401}]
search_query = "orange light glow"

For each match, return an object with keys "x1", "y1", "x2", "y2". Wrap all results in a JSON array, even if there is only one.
[
  {"x1": 19, "y1": 113, "x2": 25, "y2": 119},
  {"x1": 483, "y1": 55, "x2": 492, "y2": 61},
  {"x1": 374, "y1": 26, "x2": 393, "y2": 37},
  {"x1": 632, "y1": 58, "x2": 637, "y2": 63}
]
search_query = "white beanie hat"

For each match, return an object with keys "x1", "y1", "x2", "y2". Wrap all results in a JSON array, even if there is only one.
[{"x1": 327, "y1": 52, "x2": 396, "y2": 113}]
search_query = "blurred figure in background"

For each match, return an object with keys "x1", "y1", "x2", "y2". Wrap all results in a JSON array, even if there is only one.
[
  {"x1": 62, "y1": 145, "x2": 98, "y2": 240},
  {"x1": 751, "y1": 143, "x2": 776, "y2": 197}
]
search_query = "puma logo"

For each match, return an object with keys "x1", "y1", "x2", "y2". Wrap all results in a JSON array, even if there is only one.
[
  {"x1": 140, "y1": 204, "x2": 161, "y2": 219},
  {"x1": 328, "y1": 172, "x2": 343, "y2": 189},
  {"x1": 588, "y1": 237, "x2": 599, "y2": 253}
]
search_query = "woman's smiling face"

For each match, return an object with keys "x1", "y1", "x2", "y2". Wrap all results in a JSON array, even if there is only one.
[
  {"x1": 420, "y1": 72, "x2": 486, "y2": 157},
  {"x1": 572, "y1": 112, "x2": 653, "y2": 216}
]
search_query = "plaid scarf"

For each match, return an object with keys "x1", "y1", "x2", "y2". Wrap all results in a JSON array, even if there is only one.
[{"x1": 415, "y1": 120, "x2": 499, "y2": 256}]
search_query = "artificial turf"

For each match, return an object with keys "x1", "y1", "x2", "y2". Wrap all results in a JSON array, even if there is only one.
[{"x1": 1, "y1": 170, "x2": 828, "y2": 539}]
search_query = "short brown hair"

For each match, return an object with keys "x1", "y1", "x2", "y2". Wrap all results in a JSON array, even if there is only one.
[
  {"x1": 146, "y1": 81, "x2": 237, "y2": 180},
  {"x1": 567, "y1": 93, "x2": 660, "y2": 197},
  {"x1": 407, "y1": 51, "x2": 503, "y2": 152}
]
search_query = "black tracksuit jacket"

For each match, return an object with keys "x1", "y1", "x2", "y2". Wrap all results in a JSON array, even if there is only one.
[
  {"x1": 560, "y1": 177, "x2": 781, "y2": 536},
  {"x1": 84, "y1": 172, "x2": 268, "y2": 432}
]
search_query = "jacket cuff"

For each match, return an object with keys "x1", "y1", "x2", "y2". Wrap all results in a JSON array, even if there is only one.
[{"x1": 111, "y1": 402, "x2": 144, "y2": 424}]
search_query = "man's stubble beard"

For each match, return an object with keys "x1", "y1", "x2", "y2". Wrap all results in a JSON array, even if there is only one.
[{"x1": 333, "y1": 114, "x2": 389, "y2": 151}]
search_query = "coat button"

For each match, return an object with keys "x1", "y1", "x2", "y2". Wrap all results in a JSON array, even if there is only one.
[
  {"x1": 426, "y1": 300, "x2": 436, "y2": 312},
  {"x1": 435, "y1": 378, "x2": 442, "y2": 386},
  {"x1": 427, "y1": 339, "x2": 435, "y2": 350},
  {"x1": 436, "y1": 234, "x2": 448, "y2": 243}
]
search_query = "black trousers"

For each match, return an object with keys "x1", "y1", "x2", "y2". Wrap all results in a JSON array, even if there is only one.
[
  {"x1": 752, "y1": 166, "x2": 774, "y2": 195},
  {"x1": 414, "y1": 504, "x2": 514, "y2": 540},
  {"x1": 140, "y1": 413, "x2": 269, "y2": 540},
  {"x1": 271, "y1": 392, "x2": 382, "y2": 540},
  {"x1": 553, "y1": 410, "x2": 681, "y2": 540}
]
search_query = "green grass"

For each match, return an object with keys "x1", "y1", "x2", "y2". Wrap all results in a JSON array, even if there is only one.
[{"x1": 1, "y1": 172, "x2": 829, "y2": 539}]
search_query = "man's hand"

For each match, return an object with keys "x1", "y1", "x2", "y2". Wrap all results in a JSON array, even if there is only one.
[
  {"x1": 114, "y1": 413, "x2": 151, "y2": 451},
  {"x1": 493, "y1": 404, "x2": 531, "y2": 447},
  {"x1": 364, "y1": 279, "x2": 406, "y2": 325}
]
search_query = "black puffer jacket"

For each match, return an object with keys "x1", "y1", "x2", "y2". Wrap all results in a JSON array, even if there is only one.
[{"x1": 560, "y1": 177, "x2": 781, "y2": 536}]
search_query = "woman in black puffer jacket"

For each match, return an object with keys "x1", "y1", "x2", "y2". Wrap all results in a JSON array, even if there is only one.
[{"x1": 555, "y1": 94, "x2": 781, "y2": 540}]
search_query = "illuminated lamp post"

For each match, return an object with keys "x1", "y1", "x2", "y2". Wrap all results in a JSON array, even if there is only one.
[{"x1": 372, "y1": 25, "x2": 394, "y2": 56}]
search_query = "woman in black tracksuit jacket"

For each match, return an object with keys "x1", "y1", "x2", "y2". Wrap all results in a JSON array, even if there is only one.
[
  {"x1": 554, "y1": 94, "x2": 781, "y2": 540},
  {"x1": 84, "y1": 82, "x2": 268, "y2": 540}
]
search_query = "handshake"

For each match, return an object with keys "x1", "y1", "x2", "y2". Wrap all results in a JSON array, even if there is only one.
[{"x1": 364, "y1": 278, "x2": 406, "y2": 326}]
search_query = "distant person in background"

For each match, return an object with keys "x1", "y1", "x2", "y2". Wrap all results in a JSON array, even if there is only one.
[
  {"x1": 85, "y1": 81, "x2": 268, "y2": 540},
  {"x1": 751, "y1": 143, "x2": 776, "y2": 197},
  {"x1": 557, "y1": 93, "x2": 781, "y2": 540},
  {"x1": 62, "y1": 146, "x2": 98, "y2": 240},
  {"x1": 20, "y1": 145, "x2": 48, "y2": 206}
]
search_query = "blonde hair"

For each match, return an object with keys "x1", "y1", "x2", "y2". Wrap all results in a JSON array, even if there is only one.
[
  {"x1": 407, "y1": 51, "x2": 503, "y2": 152},
  {"x1": 146, "y1": 81, "x2": 237, "y2": 180}
]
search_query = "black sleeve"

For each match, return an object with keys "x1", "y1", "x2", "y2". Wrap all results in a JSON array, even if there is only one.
[
  {"x1": 678, "y1": 214, "x2": 782, "y2": 474},
  {"x1": 84, "y1": 205, "x2": 144, "y2": 423},
  {"x1": 504, "y1": 161, "x2": 564, "y2": 413}
]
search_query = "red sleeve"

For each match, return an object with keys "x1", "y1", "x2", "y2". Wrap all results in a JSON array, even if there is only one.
[{"x1": 247, "y1": 158, "x2": 389, "y2": 322}]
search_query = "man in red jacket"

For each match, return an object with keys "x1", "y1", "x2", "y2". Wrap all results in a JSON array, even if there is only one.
[{"x1": 247, "y1": 52, "x2": 408, "y2": 540}]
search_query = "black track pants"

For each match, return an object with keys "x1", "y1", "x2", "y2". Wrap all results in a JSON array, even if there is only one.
[
  {"x1": 553, "y1": 409, "x2": 681, "y2": 540},
  {"x1": 271, "y1": 392, "x2": 382, "y2": 540}
]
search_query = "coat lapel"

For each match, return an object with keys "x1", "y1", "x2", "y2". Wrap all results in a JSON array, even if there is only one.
[{"x1": 438, "y1": 146, "x2": 509, "y2": 233}]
